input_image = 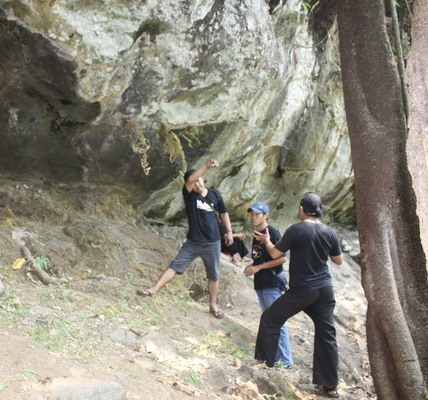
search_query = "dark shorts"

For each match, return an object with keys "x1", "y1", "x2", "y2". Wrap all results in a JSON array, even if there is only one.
[{"x1": 169, "y1": 239, "x2": 221, "y2": 281}]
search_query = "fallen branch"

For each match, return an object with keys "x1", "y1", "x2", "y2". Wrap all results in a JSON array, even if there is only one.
[{"x1": 20, "y1": 246, "x2": 58, "y2": 286}]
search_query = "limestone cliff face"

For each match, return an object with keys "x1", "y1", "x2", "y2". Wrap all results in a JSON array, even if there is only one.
[{"x1": 0, "y1": 0, "x2": 354, "y2": 228}]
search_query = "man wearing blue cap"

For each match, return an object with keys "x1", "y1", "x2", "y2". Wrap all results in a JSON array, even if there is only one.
[
  {"x1": 253, "y1": 192, "x2": 343, "y2": 398},
  {"x1": 244, "y1": 201, "x2": 293, "y2": 368}
]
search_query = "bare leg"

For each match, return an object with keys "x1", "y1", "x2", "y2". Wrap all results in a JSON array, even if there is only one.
[
  {"x1": 207, "y1": 279, "x2": 224, "y2": 318},
  {"x1": 147, "y1": 267, "x2": 177, "y2": 295},
  {"x1": 231, "y1": 254, "x2": 240, "y2": 266},
  {"x1": 208, "y1": 279, "x2": 220, "y2": 311}
]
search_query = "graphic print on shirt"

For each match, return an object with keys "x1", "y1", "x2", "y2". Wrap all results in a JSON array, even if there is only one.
[
  {"x1": 196, "y1": 198, "x2": 214, "y2": 212},
  {"x1": 252, "y1": 244, "x2": 263, "y2": 260}
]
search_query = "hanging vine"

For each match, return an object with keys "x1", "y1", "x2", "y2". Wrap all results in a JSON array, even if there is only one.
[
  {"x1": 128, "y1": 120, "x2": 151, "y2": 176},
  {"x1": 161, "y1": 125, "x2": 200, "y2": 173}
]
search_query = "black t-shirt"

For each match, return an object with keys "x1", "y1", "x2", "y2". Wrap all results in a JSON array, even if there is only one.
[
  {"x1": 252, "y1": 225, "x2": 284, "y2": 290},
  {"x1": 183, "y1": 186, "x2": 228, "y2": 243},
  {"x1": 276, "y1": 221, "x2": 342, "y2": 290}
]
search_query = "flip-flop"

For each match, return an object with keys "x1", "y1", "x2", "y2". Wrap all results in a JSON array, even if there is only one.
[
  {"x1": 210, "y1": 309, "x2": 225, "y2": 319},
  {"x1": 136, "y1": 289, "x2": 153, "y2": 297}
]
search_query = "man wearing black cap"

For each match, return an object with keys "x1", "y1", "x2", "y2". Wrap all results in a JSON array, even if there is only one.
[
  {"x1": 137, "y1": 158, "x2": 233, "y2": 319},
  {"x1": 253, "y1": 192, "x2": 343, "y2": 398}
]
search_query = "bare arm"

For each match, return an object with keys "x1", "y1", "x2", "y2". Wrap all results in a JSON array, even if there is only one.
[
  {"x1": 184, "y1": 158, "x2": 219, "y2": 192},
  {"x1": 330, "y1": 254, "x2": 343, "y2": 265},
  {"x1": 219, "y1": 212, "x2": 233, "y2": 246},
  {"x1": 244, "y1": 256, "x2": 287, "y2": 277}
]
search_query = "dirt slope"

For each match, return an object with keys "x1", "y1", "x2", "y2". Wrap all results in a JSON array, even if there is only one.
[{"x1": 0, "y1": 178, "x2": 375, "y2": 399}]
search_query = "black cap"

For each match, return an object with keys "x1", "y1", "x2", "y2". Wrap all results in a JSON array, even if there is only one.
[
  {"x1": 183, "y1": 168, "x2": 196, "y2": 182},
  {"x1": 300, "y1": 192, "x2": 323, "y2": 217}
]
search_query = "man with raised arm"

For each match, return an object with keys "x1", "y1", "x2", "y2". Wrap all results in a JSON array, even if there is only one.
[{"x1": 137, "y1": 158, "x2": 233, "y2": 319}]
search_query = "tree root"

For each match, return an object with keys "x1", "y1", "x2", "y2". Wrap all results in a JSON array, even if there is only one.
[{"x1": 20, "y1": 246, "x2": 57, "y2": 286}]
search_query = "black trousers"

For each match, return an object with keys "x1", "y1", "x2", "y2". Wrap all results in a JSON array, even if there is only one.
[
  {"x1": 221, "y1": 238, "x2": 249, "y2": 258},
  {"x1": 254, "y1": 285, "x2": 339, "y2": 387}
]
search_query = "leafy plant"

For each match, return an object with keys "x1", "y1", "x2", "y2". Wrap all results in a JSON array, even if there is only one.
[
  {"x1": 191, "y1": 330, "x2": 252, "y2": 361},
  {"x1": 300, "y1": 1, "x2": 311, "y2": 12},
  {"x1": 0, "y1": 369, "x2": 39, "y2": 391},
  {"x1": 183, "y1": 371, "x2": 201, "y2": 387},
  {"x1": 299, "y1": 0, "x2": 320, "y2": 13},
  {"x1": 163, "y1": 131, "x2": 184, "y2": 164},
  {"x1": 0, "y1": 295, "x2": 22, "y2": 312},
  {"x1": 161, "y1": 125, "x2": 200, "y2": 172},
  {"x1": 35, "y1": 255, "x2": 49, "y2": 271}
]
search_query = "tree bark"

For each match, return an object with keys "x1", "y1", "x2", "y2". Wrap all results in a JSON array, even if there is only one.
[
  {"x1": 337, "y1": 1, "x2": 428, "y2": 399},
  {"x1": 407, "y1": 1, "x2": 428, "y2": 261}
]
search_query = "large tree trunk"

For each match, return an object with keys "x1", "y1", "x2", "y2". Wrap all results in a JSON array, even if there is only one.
[
  {"x1": 407, "y1": 2, "x2": 428, "y2": 256},
  {"x1": 337, "y1": 1, "x2": 428, "y2": 399}
]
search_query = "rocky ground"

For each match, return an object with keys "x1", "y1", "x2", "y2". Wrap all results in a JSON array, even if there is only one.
[{"x1": 0, "y1": 177, "x2": 375, "y2": 399}]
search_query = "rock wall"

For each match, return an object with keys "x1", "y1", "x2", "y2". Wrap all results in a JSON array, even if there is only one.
[{"x1": 0, "y1": 0, "x2": 354, "y2": 228}]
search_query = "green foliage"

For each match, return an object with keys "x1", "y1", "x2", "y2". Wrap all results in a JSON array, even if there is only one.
[
  {"x1": 300, "y1": 1, "x2": 311, "y2": 12},
  {"x1": 160, "y1": 125, "x2": 200, "y2": 173},
  {"x1": 299, "y1": 0, "x2": 320, "y2": 13},
  {"x1": 35, "y1": 255, "x2": 50, "y2": 271},
  {"x1": 176, "y1": 126, "x2": 200, "y2": 148},
  {"x1": 195, "y1": 330, "x2": 253, "y2": 360},
  {"x1": 0, "y1": 369, "x2": 39, "y2": 391},
  {"x1": 183, "y1": 371, "x2": 201, "y2": 387},
  {"x1": 163, "y1": 131, "x2": 185, "y2": 164},
  {"x1": 0, "y1": 295, "x2": 22, "y2": 312}
]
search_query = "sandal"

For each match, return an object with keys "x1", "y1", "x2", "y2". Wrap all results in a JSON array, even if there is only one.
[
  {"x1": 136, "y1": 288, "x2": 153, "y2": 297},
  {"x1": 210, "y1": 309, "x2": 225, "y2": 319}
]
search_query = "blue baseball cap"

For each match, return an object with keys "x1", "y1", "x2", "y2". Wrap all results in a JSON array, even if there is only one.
[{"x1": 247, "y1": 201, "x2": 269, "y2": 214}]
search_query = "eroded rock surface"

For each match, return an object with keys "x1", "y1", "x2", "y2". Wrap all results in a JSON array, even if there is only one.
[{"x1": 0, "y1": 0, "x2": 353, "y2": 228}]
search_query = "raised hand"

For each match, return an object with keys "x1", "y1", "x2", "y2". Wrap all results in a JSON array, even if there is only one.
[
  {"x1": 206, "y1": 159, "x2": 219, "y2": 169},
  {"x1": 254, "y1": 228, "x2": 270, "y2": 245}
]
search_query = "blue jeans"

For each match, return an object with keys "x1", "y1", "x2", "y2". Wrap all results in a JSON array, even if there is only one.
[{"x1": 256, "y1": 288, "x2": 293, "y2": 366}]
